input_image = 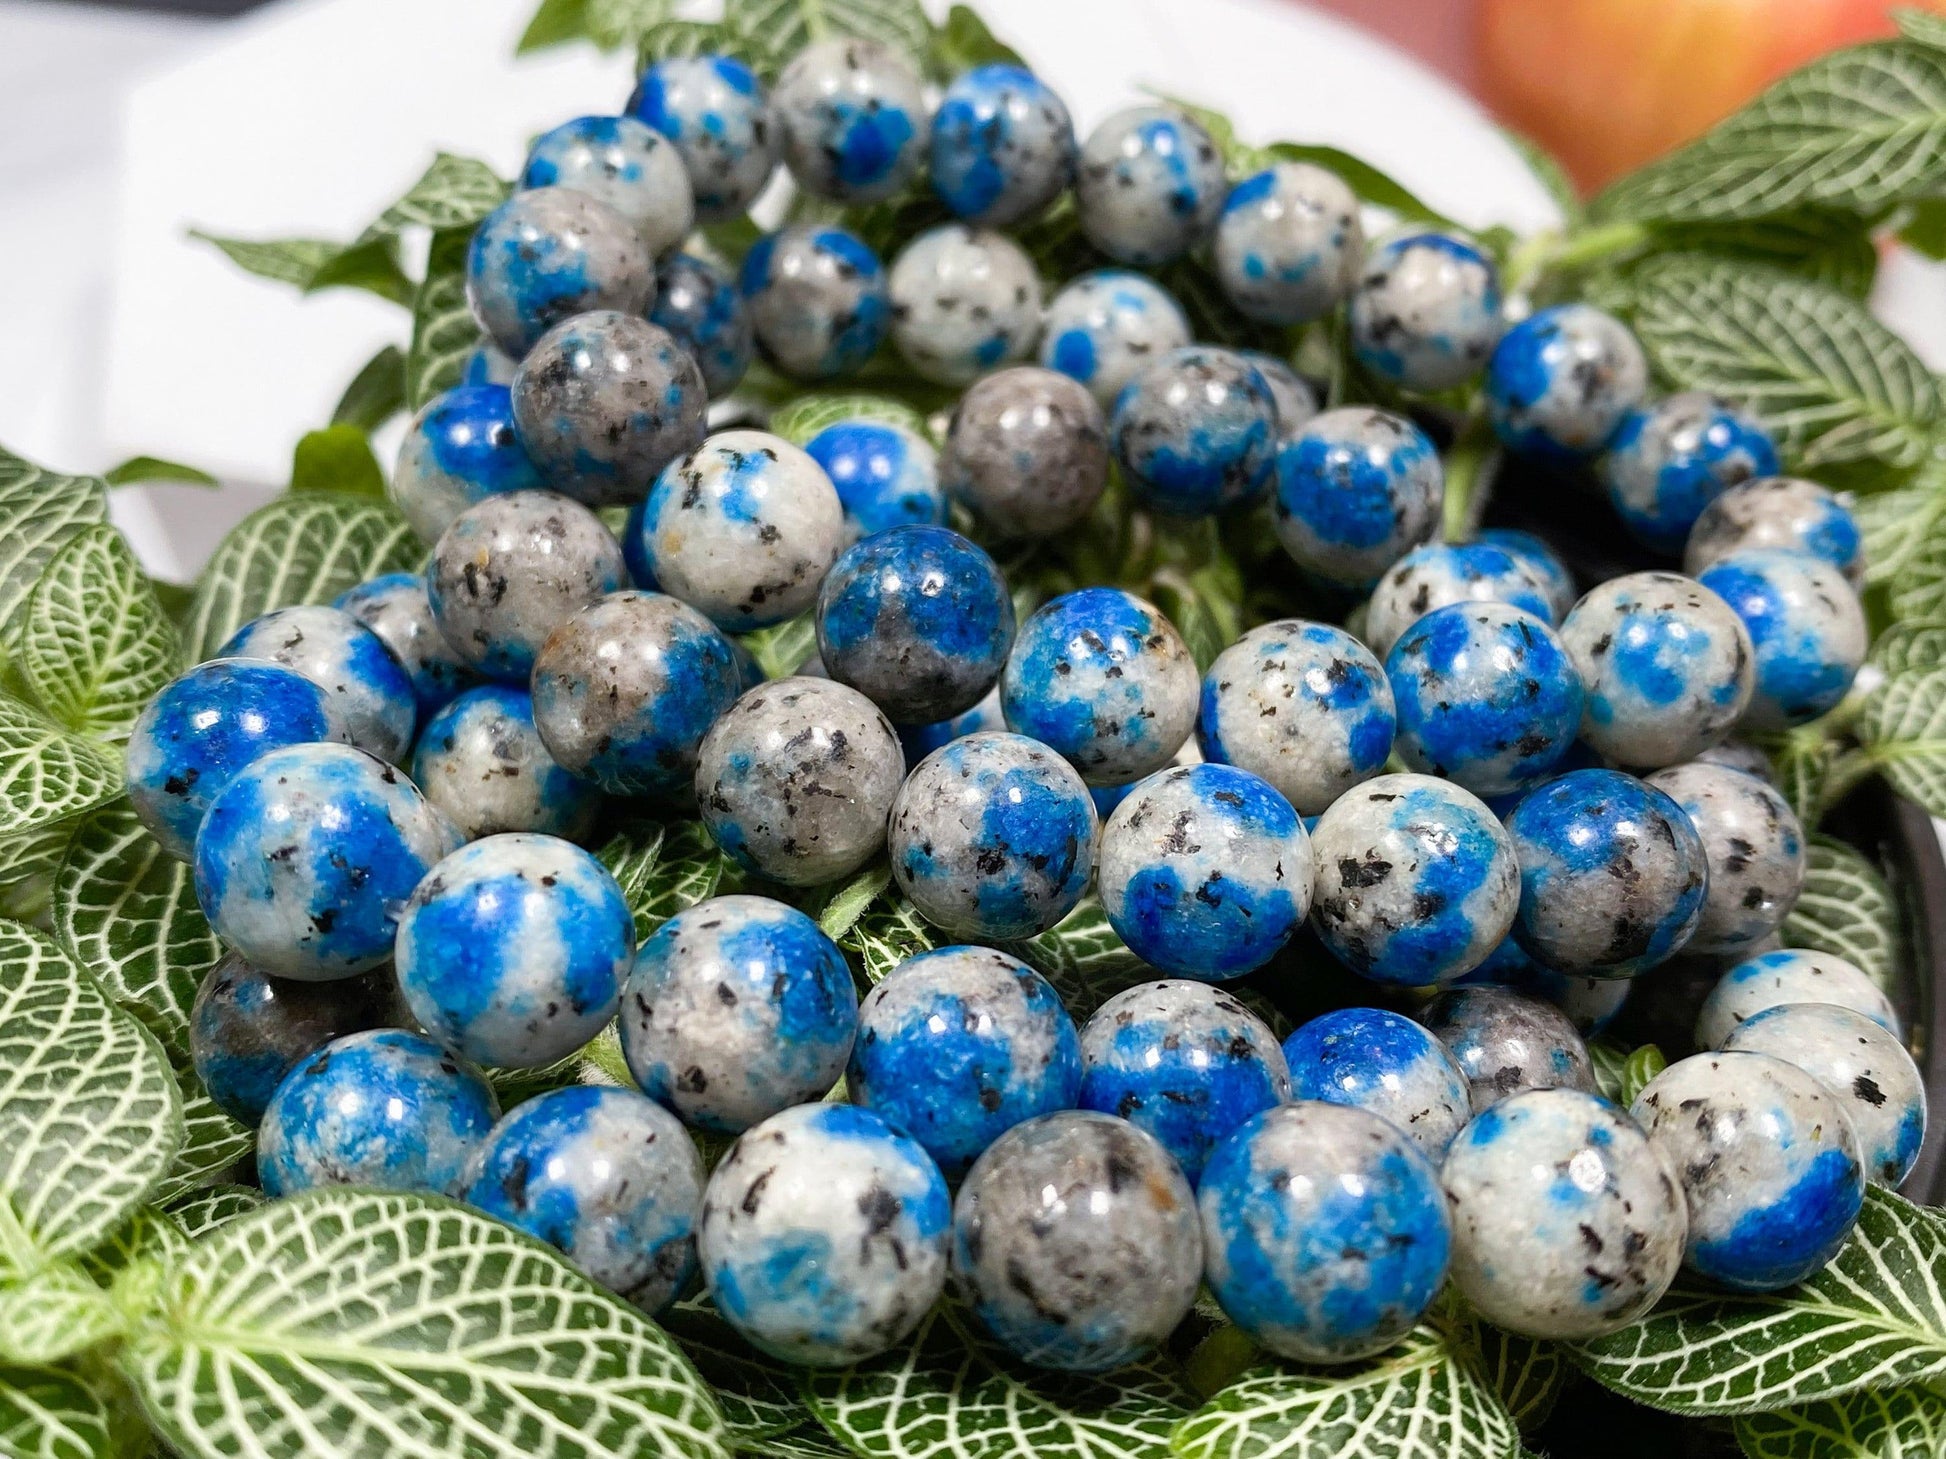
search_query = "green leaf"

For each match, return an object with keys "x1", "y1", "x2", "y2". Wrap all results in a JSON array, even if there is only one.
[
  {"x1": 1593, "y1": 38, "x2": 1946, "y2": 222},
  {"x1": 0, "y1": 446, "x2": 111, "y2": 643},
  {"x1": 586, "y1": 0, "x2": 677, "y2": 49},
  {"x1": 1572, "y1": 1186, "x2": 1946, "y2": 1414},
  {"x1": 102, "y1": 457, "x2": 217, "y2": 488},
  {"x1": 1899, "y1": 194, "x2": 1946, "y2": 257},
  {"x1": 1001, "y1": 900, "x2": 1153, "y2": 1019},
  {"x1": 1767, "y1": 729, "x2": 1840, "y2": 826},
  {"x1": 1621, "y1": 258, "x2": 1941, "y2": 472},
  {"x1": 1444, "y1": 1310, "x2": 1568, "y2": 1434},
  {"x1": 289, "y1": 425, "x2": 386, "y2": 498},
  {"x1": 0, "y1": 1265, "x2": 124, "y2": 1366},
  {"x1": 181, "y1": 491, "x2": 419, "y2": 662},
  {"x1": 516, "y1": 0, "x2": 590, "y2": 52},
  {"x1": 1855, "y1": 668, "x2": 1946, "y2": 817},
  {"x1": 1638, "y1": 212, "x2": 1880, "y2": 298},
  {"x1": 123, "y1": 1190, "x2": 729, "y2": 1459},
  {"x1": 1899, "y1": 7, "x2": 1946, "y2": 48},
  {"x1": 737, "y1": 614, "x2": 819, "y2": 680},
  {"x1": 1889, "y1": 521, "x2": 1946, "y2": 623},
  {"x1": 0, "y1": 817, "x2": 85, "y2": 925},
  {"x1": 1504, "y1": 130, "x2": 1584, "y2": 228},
  {"x1": 0, "y1": 696, "x2": 123, "y2": 842},
  {"x1": 1856, "y1": 478, "x2": 1946, "y2": 589},
  {"x1": 1782, "y1": 835, "x2": 1904, "y2": 994},
  {"x1": 928, "y1": 4, "x2": 1024, "y2": 75},
  {"x1": 839, "y1": 891, "x2": 937, "y2": 984},
  {"x1": 358, "y1": 154, "x2": 511, "y2": 244},
  {"x1": 77, "y1": 1208, "x2": 190, "y2": 1325},
  {"x1": 1261, "y1": 141, "x2": 1460, "y2": 228},
  {"x1": 767, "y1": 394, "x2": 930, "y2": 447},
  {"x1": 635, "y1": 16, "x2": 740, "y2": 69},
  {"x1": 0, "y1": 1361, "x2": 112, "y2": 1459},
  {"x1": 595, "y1": 818, "x2": 668, "y2": 939},
  {"x1": 1619, "y1": 1045, "x2": 1667, "y2": 1106},
  {"x1": 304, "y1": 238, "x2": 415, "y2": 306},
  {"x1": 169, "y1": 1186, "x2": 265, "y2": 1243},
  {"x1": 0, "y1": 921, "x2": 183, "y2": 1274},
  {"x1": 1171, "y1": 1324, "x2": 1522, "y2": 1459},
  {"x1": 657, "y1": 1298, "x2": 803, "y2": 1444},
  {"x1": 406, "y1": 230, "x2": 480, "y2": 411},
  {"x1": 1733, "y1": 1382, "x2": 1946, "y2": 1457},
  {"x1": 332, "y1": 345, "x2": 409, "y2": 434},
  {"x1": 15, "y1": 527, "x2": 178, "y2": 741},
  {"x1": 630, "y1": 820, "x2": 733, "y2": 937},
  {"x1": 1874, "y1": 617, "x2": 1946, "y2": 675},
  {"x1": 816, "y1": 860, "x2": 891, "y2": 941},
  {"x1": 188, "y1": 232, "x2": 412, "y2": 307},
  {"x1": 725, "y1": 0, "x2": 934, "y2": 72},
  {"x1": 1587, "y1": 1037, "x2": 1629, "y2": 1103},
  {"x1": 152, "y1": 1082, "x2": 254, "y2": 1208},
  {"x1": 1150, "y1": 566, "x2": 1240, "y2": 674}
]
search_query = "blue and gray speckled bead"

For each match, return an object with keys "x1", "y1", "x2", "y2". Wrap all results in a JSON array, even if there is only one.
[
  {"x1": 697, "y1": 678, "x2": 905, "y2": 885},
  {"x1": 931, "y1": 63, "x2": 1074, "y2": 226},
  {"x1": 1273, "y1": 407, "x2": 1443, "y2": 592},
  {"x1": 1632, "y1": 1050, "x2": 1865, "y2": 1290},
  {"x1": 889, "y1": 731, "x2": 1097, "y2": 941},
  {"x1": 1694, "y1": 947, "x2": 1898, "y2": 1049},
  {"x1": 336, "y1": 573, "x2": 475, "y2": 721},
  {"x1": 257, "y1": 1028, "x2": 498, "y2": 1198},
  {"x1": 773, "y1": 39, "x2": 926, "y2": 203},
  {"x1": 1602, "y1": 393, "x2": 1780, "y2": 555},
  {"x1": 1685, "y1": 477, "x2": 1864, "y2": 589},
  {"x1": 1242, "y1": 352, "x2": 1319, "y2": 436},
  {"x1": 463, "y1": 340, "x2": 518, "y2": 387},
  {"x1": 412, "y1": 684, "x2": 602, "y2": 842},
  {"x1": 1349, "y1": 231, "x2": 1503, "y2": 393},
  {"x1": 1559, "y1": 571, "x2": 1754, "y2": 768},
  {"x1": 190, "y1": 951, "x2": 404, "y2": 1127},
  {"x1": 396, "y1": 833, "x2": 631, "y2": 1068},
  {"x1": 1387, "y1": 602, "x2": 1584, "y2": 798},
  {"x1": 941, "y1": 366, "x2": 1110, "y2": 537},
  {"x1": 1039, "y1": 270, "x2": 1192, "y2": 409},
  {"x1": 1696, "y1": 548, "x2": 1867, "y2": 731},
  {"x1": 427, "y1": 490, "x2": 627, "y2": 681},
  {"x1": 1112, "y1": 346, "x2": 1280, "y2": 516},
  {"x1": 219, "y1": 604, "x2": 417, "y2": 764},
  {"x1": 1478, "y1": 527, "x2": 1577, "y2": 621},
  {"x1": 1487, "y1": 304, "x2": 1648, "y2": 461},
  {"x1": 1363, "y1": 540, "x2": 1556, "y2": 659},
  {"x1": 1422, "y1": 985, "x2": 1596, "y2": 1108},
  {"x1": 1200, "y1": 1101, "x2": 1450, "y2": 1363},
  {"x1": 1213, "y1": 162, "x2": 1362, "y2": 326},
  {"x1": 521, "y1": 114, "x2": 694, "y2": 260},
  {"x1": 1075, "y1": 106, "x2": 1225, "y2": 267},
  {"x1": 1442, "y1": 1089, "x2": 1685, "y2": 1339},
  {"x1": 805, "y1": 418, "x2": 945, "y2": 540},
  {"x1": 1725, "y1": 1003, "x2": 1925, "y2": 1187},
  {"x1": 194, "y1": 742, "x2": 454, "y2": 980},
  {"x1": 850, "y1": 945, "x2": 1080, "y2": 1176},
  {"x1": 1283, "y1": 1006, "x2": 1471, "y2": 1162},
  {"x1": 1461, "y1": 939, "x2": 1635, "y2": 1037},
  {"x1": 126, "y1": 660, "x2": 342, "y2": 862},
  {"x1": 897, "y1": 683, "x2": 1006, "y2": 766},
  {"x1": 1647, "y1": 762, "x2": 1804, "y2": 954},
  {"x1": 1079, "y1": 980, "x2": 1291, "y2": 1186},
  {"x1": 530, "y1": 590, "x2": 742, "y2": 800},
  {"x1": 466, "y1": 187, "x2": 654, "y2": 358},
  {"x1": 1309, "y1": 772, "x2": 1519, "y2": 987},
  {"x1": 954, "y1": 1110, "x2": 1203, "y2": 1372},
  {"x1": 390, "y1": 385, "x2": 545, "y2": 546},
  {"x1": 463, "y1": 1085, "x2": 704, "y2": 1312},
  {"x1": 889, "y1": 224, "x2": 1042, "y2": 386},
  {"x1": 649, "y1": 251, "x2": 753, "y2": 398},
  {"x1": 739, "y1": 225, "x2": 889, "y2": 380},
  {"x1": 1001, "y1": 587, "x2": 1198, "y2": 785},
  {"x1": 815, "y1": 525, "x2": 1014, "y2": 724},
  {"x1": 638, "y1": 430, "x2": 845, "y2": 632},
  {"x1": 701, "y1": 1102, "x2": 950, "y2": 1365},
  {"x1": 623, "y1": 895, "x2": 857, "y2": 1133},
  {"x1": 626, "y1": 55, "x2": 776, "y2": 224},
  {"x1": 1505, "y1": 769, "x2": 1708, "y2": 978},
  {"x1": 1097, "y1": 763, "x2": 1312, "y2": 981},
  {"x1": 511, "y1": 311, "x2": 709, "y2": 507},
  {"x1": 1197, "y1": 620, "x2": 1394, "y2": 816}
]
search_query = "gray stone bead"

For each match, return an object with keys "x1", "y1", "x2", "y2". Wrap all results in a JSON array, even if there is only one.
[
  {"x1": 888, "y1": 225, "x2": 1043, "y2": 386},
  {"x1": 426, "y1": 491, "x2": 627, "y2": 682},
  {"x1": 511, "y1": 312, "x2": 709, "y2": 508},
  {"x1": 1363, "y1": 541, "x2": 1556, "y2": 659},
  {"x1": 1241, "y1": 352, "x2": 1319, "y2": 437},
  {"x1": 1685, "y1": 476, "x2": 1864, "y2": 589},
  {"x1": 627, "y1": 55, "x2": 778, "y2": 224},
  {"x1": 466, "y1": 187, "x2": 655, "y2": 357},
  {"x1": 1694, "y1": 948, "x2": 1899, "y2": 1049},
  {"x1": 940, "y1": 366, "x2": 1110, "y2": 537},
  {"x1": 740, "y1": 225, "x2": 890, "y2": 380},
  {"x1": 1441, "y1": 1088, "x2": 1685, "y2": 1339},
  {"x1": 1038, "y1": 270, "x2": 1192, "y2": 408},
  {"x1": 1693, "y1": 737, "x2": 1775, "y2": 782},
  {"x1": 952, "y1": 1110, "x2": 1203, "y2": 1373},
  {"x1": 772, "y1": 38, "x2": 928, "y2": 203},
  {"x1": 336, "y1": 573, "x2": 475, "y2": 721},
  {"x1": 1075, "y1": 106, "x2": 1225, "y2": 267},
  {"x1": 1348, "y1": 230, "x2": 1503, "y2": 392},
  {"x1": 410, "y1": 685, "x2": 601, "y2": 842},
  {"x1": 1647, "y1": 762, "x2": 1806, "y2": 954},
  {"x1": 520, "y1": 113, "x2": 695, "y2": 259},
  {"x1": 217, "y1": 604, "x2": 416, "y2": 764},
  {"x1": 1212, "y1": 162, "x2": 1363, "y2": 326},
  {"x1": 695, "y1": 677, "x2": 905, "y2": 885},
  {"x1": 1422, "y1": 986, "x2": 1595, "y2": 1110}
]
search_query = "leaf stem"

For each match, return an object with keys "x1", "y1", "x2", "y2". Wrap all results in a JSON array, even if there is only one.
[
  {"x1": 1442, "y1": 429, "x2": 1499, "y2": 543},
  {"x1": 1504, "y1": 220, "x2": 1651, "y2": 297}
]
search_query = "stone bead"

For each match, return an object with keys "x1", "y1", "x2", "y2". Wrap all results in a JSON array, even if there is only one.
[
  {"x1": 696, "y1": 678, "x2": 906, "y2": 885},
  {"x1": 1694, "y1": 948, "x2": 1899, "y2": 1049},
  {"x1": 700, "y1": 1103, "x2": 950, "y2": 1365},
  {"x1": 626, "y1": 54, "x2": 777, "y2": 223},
  {"x1": 257, "y1": 1028, "x2": 498, "y2": 1198},
  {"x1": 1273, "y1": 407, "x2": 1443, "y2": 592},
  {"x1": 1241, "y1": 351, "x2": 1320, "y2": 435},
  {"x1": 888, "y1": 731, "x2": 1097, "y2": 941},
  {"x1": 637, "y1": 430, "x2": 845, "y2": 631},
  {"x1": 1422, "y1": 985, "x2": 1596, "y2": 1108},
  {"x1": 336, "y1": 573, "x2": 476, "y2": 721},
  {"x1": 888, "y1": 224, "x2": 1042, "y2": 386},
  {"x1": 773, "y1": 38, "x2": 927, "y2": 203},
  {"x1": 193, "y1": 743, "x2": 455, "y2": 981},
  {"x1": 1111, "y1": 346, "x2": 1280, "y2": 516},
  {"x1": 1199, "y1": 1101, "x2": 1450, "y2": 1363},
  {"x1": 849, "y1": 945, "x2": 1081, "y2": 1176},
  {"x1": 411, "y1": 684, "x2": 602, "y2": 841},
  {"x1": 1308, "y1": 773, "x2": 1519, "y2": 987},
  {"x1": 929, "y1": 63, "x2": 1074, "y2": 226},
  {"x1": 218, "y1": 604, "x2": 416, "y2": 764},
  {"x1": 1477, "y1": 527, "x2": 1577, "y2": 621},
  {"x1": 466, "y1": 187, "x2": 654, "y2": 357},
  {"x1": 1646, "y1": 762, "x2": 1805, "y2": 954},
  {"x1": 1486, "y1": 304, "x2": 1648, "y2": 460},
  {"x1": 1685, "y1": 476, "x2": 1864, "y2": 589},
  {"x1": 739, "y1": 225, "x2": 889, "y2": 380},
  {"x1": 427, "y1": 490, "x2": 626, "y2": 681},
  {"x1": 520, "y1": 113, "x2": 695, "y2": 259},
  {"x1": 1096, "y1": 764, "x2": 1313, "y2": 981},
  {"x1": 1601, "y1": 393, "x2": 1780, "y2": 554},
  {"x1": 1696, "y1": 548, "x2": 1868, "y2": 731},
  {"x1": 953, "y1": 1111, "x2": 1203, "y2": 1372},
  {"x1": 462, "y1": 1085, "x2": 704, "y2": 1312},
  {"x1": 1213, "y1": 162, "x2": 1363, "y2": 325},
  {"x1": 621, "y1": 895, "x2": 857, "y2": 1133},
  {"x1": 463, "y1": 340, "x2": 519, "y2": 387},
  {"x1": 1075, "y1": 106, "x2": 1225, "y2": 266},
  {"x1": 390, "y1": 385, "x2": 545, "y2": 546},
  {"x1": 804, "y1": 419, "x2": 945, "y2": 540},
  {"x1": 1349, "y1": 230, "x2": 1503, "y2": 392},
  {"x1": 1632, "y1": 1050, "x2": 1865, "y2": 1290},
  {"x1": 1282, "y1": 1006, "x2": 1471, "y2": 1162},
  {"x1": 940, "y1": 366, "x2": 1110, "y2": 537},
  {"x1": 1363, "y1": 540, "x2": 1556, "y2": 659},
  {"x1": 1001, "y1": 587, "x2": 1198, "y2": 784},
  {"x1": 511, "y1": 311, "x2": 709, "y2": 507},
  {"x1": 530, "y1": 590, "x2": 743, "y2": 799},
  {"x1": 1039, "y1": 270, "x2": 1191, "y2": 409},
  {"x1": 649, "y1": 251, "x2": 754, "y2": 398},
  {"x1": 1196, "y1": 620, "x2": 1394, "y2": 816},
  {"x1": 1441, "y1": 1089, "x2": 1686, "y2": 1339}
]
